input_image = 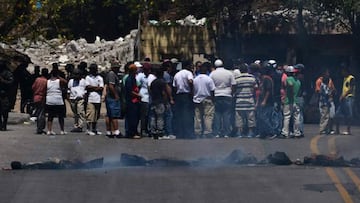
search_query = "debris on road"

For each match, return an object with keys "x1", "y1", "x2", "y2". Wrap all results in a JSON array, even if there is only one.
[
  {"x1": 6, "y1": 150, "x2": 360, "y2": 170},
  {"x1": 9, "y1": 157, "x2": 103, "y2": 170},
  {"x1": 267, "y1": 151, "x2": 293, "y2": 165},
  {"x1": 303, "y1": 155, "x2": 350, "y2": 167}
]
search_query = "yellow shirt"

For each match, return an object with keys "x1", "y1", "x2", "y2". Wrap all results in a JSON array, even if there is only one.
[{"x1": 342, "y1": 75, "x2": 355, "y2": 98}]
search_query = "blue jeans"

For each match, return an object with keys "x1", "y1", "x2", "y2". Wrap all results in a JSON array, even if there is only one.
[
  {"x1": 213, "y1": 96, "x2": 233, "y2": 136},
  {"x1": 164, "y1": 103, "x2": 174, "y2": 135},
  {"x1": 125, "y1": 102, "x2": 140, "y2": 137},
  {"x1": 297, "y1": 96, "x2": 304, "y2": 134},
  {"x1": 335, "y1": 97, "x2": 354, "y2": 119}
]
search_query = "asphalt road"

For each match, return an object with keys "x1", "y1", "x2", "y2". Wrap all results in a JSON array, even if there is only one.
[{"x1": 1, "y1": 118, "x2": 360, "y2": 203}]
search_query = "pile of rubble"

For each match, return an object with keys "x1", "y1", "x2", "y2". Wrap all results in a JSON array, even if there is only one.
[
  {"x1": 1, "y1": 29, "x2": 138, "y2": 72},
  {"x1": 149, "y1": 15, "x2": 207, "y2": 26}
]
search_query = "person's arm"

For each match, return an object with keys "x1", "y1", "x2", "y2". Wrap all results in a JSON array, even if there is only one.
[
  {"x1": 230, "y1": 74, "x2": 236, "y2": 96},
  {"x1": 59, "y1": 76, "x2": 68, "y2": 87},
  {"x1": 288, "y1": 83, "x2": 294, "y2": 104},
  {"x1": 261, "y1": 91, "x2": 270, "y2": 106},
  {"x1": 165, "y1": 83, "x2": 174, "y2": 104},
  {"x1": 67, "y1": 80, "x2": 72, "y2": 100},
  {"x1": 128, "y1": 77, "x2": 141, "y2": 99},
  {"x1": 108, "y1": 83, "x2": 118, "y2": 100},
  {"x1": 108, "y1": 74, "x2": 119, "y2": 100},
  {"x1": 86, "y1": 78, "x2": 103, "y2": 93},
  {"x1": 187, "y1": 71, "x2": 194, "y2": 94},
  {"x1": 315, "y1": 78, "x2": 321, "y2": 93},
  {"x1": 172, "y1": 76, "x2": 177, "y2": 94}
]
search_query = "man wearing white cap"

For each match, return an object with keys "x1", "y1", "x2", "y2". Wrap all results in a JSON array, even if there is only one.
[
  {"x1": 210, "y1": 59, "x2": 236, "y2": 138},
  {"x1": 281, "y1": 66, "x2": 301, "y2": 138}
]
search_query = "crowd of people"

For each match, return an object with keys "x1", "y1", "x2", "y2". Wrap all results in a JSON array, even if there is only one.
[{"x1": 0, "y1": 58, "x2": 356, "y2": 139}]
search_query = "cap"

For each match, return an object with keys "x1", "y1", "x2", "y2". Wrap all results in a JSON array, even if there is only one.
[
  {"x1": 268, "y1": 60, "x2": 277, "y2": 69},
  {"x1": 134, "y1": 61, "x2": 143, "y2": 68},
  {"x1": 129, "y1": 64, "x2": 137, "y2": 72},
  {"x1": 285, "y1": 65, "x2": 298, "y2": 73},
  {"x1": 214, "y1": 59, "x2": 223, "y2": 67},
  {"x1": 254, "y1": 60, "x2": 261, "y2": 65},
  {"x1": 294, "y1": 63, "x2": 305, "y2": 70},
  {"x1": 170, "y1": 58, "x2": 178, "y2": 63}
]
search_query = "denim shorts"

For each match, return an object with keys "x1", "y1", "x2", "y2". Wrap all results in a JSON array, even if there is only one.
[{"x1": 105, "y1": 97, "x2": 121, "y2": 118}]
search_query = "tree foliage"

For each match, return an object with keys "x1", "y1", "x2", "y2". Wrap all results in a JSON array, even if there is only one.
[
  {"x1": 0, "y1": 0, "x2": 137, "y2": 42},
  {"x1": 1, "y1": 0, "x2": 360, "y2": 42}
]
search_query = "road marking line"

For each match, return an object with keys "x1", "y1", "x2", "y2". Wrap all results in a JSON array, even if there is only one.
[
  {"x1": 310, "y1": 135, "x2": 322, "y2": 155},
  {"x1": 310, "y1": 135, "x2": 354, "y2": 203},
  {"x1": 328, "y1": 136, "x2": 337, "y2": 157},
  {"x1": 327, "y1": 136, "x2": 360, "y2": 195},
  {"x1": 325, "y1": 167, "x2": 354, "y2": 203},
  {"x1": 344, "y1": 168, "x2": 360, "y2": 193}
]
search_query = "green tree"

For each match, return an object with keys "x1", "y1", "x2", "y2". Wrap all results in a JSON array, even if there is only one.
[{"x1": 0, "y1": 0, "x2": 138, "y2": 42}]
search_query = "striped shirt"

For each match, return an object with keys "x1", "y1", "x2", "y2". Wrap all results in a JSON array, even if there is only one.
[{"x1": 234, "y1": 73, "x2": 257, "y2": 111}]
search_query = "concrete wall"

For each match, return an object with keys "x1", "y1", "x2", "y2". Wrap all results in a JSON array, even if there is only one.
[{"x1": 140, "y1": 26, "x2": 216, "y2": 62}]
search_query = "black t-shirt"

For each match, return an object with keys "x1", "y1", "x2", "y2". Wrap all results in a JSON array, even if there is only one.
[
  {"x1": 259, "y1": 76, "x2": 274, "y2": 106},
  {"x1": 272, "y1": 72, "x2": 282, "y2": 104},
  {"x1": 150, "y1": 78, "x2": 166, "y2": 104}
]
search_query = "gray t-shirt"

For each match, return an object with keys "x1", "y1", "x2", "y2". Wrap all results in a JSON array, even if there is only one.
[{"x1": 106, "y1": 70, "x2": 121, "y2": 99}]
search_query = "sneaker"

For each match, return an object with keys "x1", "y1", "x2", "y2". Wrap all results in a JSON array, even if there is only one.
[
  {"x1": 86, "y1": 130, "x2": 96, "y2": 136},
  {"x1": 224, "y1": 135, "x2": 229, "y2": 138},
  {"x1": 277, "y1": 133, "x2": 288, "y2": 139},
  {"x1": 36, "y1": 130, "x2": 47, "y2": 135},
  {"x1": 133, "y1": 135, "x2": 141, "y2": 139},
  {"x1": 269, "y1": 134, "x2": 278, "y2": 139},
  {"x1": 341, "y1": 131, "x2": 351, "y2": 135},
  {"x1": 47, "y1": 131, "x2": 56, "y2": 135},
  {"x1": 168, "y1": 134, "x2": 176, "y2": 139},
  {"x1": 30, "y1": 117, "x2": 37, "y2": 122},
  {"x1": 106, "y1": 134, "x2": 115, "y2": 139},
  {"x1": 94, "y1": 130, "x2": 102, "y2": 135},
  {"x1": 159, "y1": 135, "x2": 170, "y2": 140},
  {"x1": 329, "y1": 130, "x2": 335, "y2": 135},
  {"x1": 60, "y1": 131, "x2": 67, "y2": 135},
  {"x1": 320, "y1": 131, "x2": 327, "y2": 135},
  {"x1": 115, "y1": 133, "x2": 124, "y2": 139},
  {"x1": 215, "y1": 135, "x2": 220, "y2": 138}
]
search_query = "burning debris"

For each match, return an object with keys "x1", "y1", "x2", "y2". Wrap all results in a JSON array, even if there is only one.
[
  {"x1": 223, "y1": 149, "x2": 258, "y2": 165},
  {"x1": 303, "y1": 155, "x2": 350, "y2": 167},
  {"x1": 267, "y1": 151, "x2": 292, "y2": 165},
  {"x1": 10, "y1": 157, "x2": 103, "y2": 170},
  {"x1": 6, "y1": 150, "x2": 360, "y2": 170}
]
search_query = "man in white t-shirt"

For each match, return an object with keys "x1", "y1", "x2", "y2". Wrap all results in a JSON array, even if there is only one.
[
  {"x1": 172, "y1": 60, "x2": 195, "y2": 139},
  {"x1": 68, "y1": 68, "x2": 87, "y2": 132},
  {"x1": 193, "y1": 62, "x2": 215, "y2": 138},
  {"x1": 136, "y1": 62, "x2": 151, "y2": 137},
  {"x1": 210, "y1": 59, "x2": 236, "y2": 138},
  {"x1": 85, "y1": 64, "x2": 104, "y2": 136}
]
